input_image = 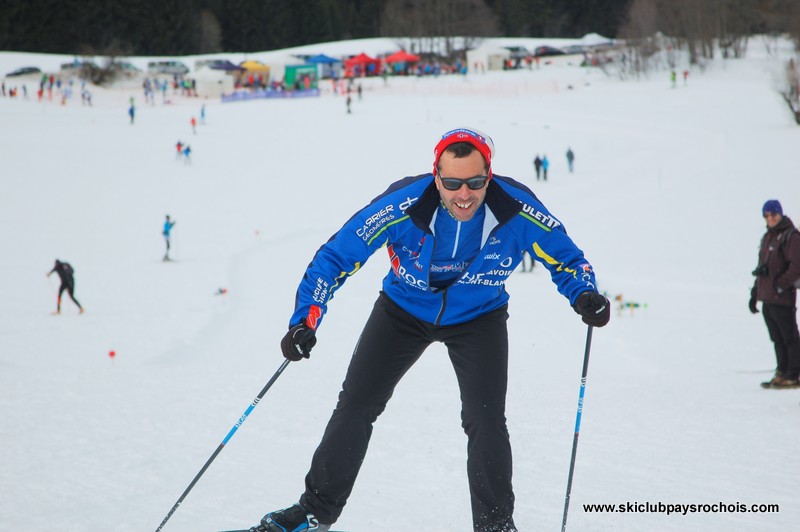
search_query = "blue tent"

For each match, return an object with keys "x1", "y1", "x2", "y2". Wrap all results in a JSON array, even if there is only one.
[
  {"x1": 209, "y1": 60, "x2": 245, "y2": 71},
  {"x1": 304, "y1": 54, "x2": 342, "y2": 79},
  {"x1": 305, "y1": 54, "x2": 341, "y2": 64}
]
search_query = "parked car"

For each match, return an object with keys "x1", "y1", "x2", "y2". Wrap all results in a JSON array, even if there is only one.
[
  {"x1": 6, "y1": 66, "x2": 41, "y2": 77},
  {"x1": 561, "y1": 45, "x2": 586, "y2": 55},
  {"x1": 533, "y1": 46, "x2": 566, "y2": 57},
  {"x1": 59, "y1": 61, "x2": 101, "y2": 80},
  {"x1": 147, "y1": 60, "x2": 190, "y2": 75},
  {"x1": 503, "y1": 46, "x2": 530, "y2": 60},
  {"x1": 195, "y1": 59, "x2": 230, "y2": 70},
  {"x1": 110, "y1": 61, "x2": 142, "y2": 75},
  {"x1": 60, "y1": 61, "x2": 99, "y2": 72}
]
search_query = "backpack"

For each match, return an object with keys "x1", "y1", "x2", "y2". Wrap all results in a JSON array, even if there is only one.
[{"x1": 776, "y1": 226, "x2": 800, "y2": 289}]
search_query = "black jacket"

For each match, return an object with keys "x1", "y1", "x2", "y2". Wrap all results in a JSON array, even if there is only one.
[
  {"x1": 753, "y1": 216, "x2": 800, "y2": 306},
  {"x1": 50, "y1": 260, "x2": 75, "y2": 285}
]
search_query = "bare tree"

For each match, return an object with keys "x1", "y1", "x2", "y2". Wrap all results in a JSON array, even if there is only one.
[
  {"x1": 616, "y1": 0, "x2": 660, "y2": 78},
  {"x1": 196, "y1": 9, "x2": 223, "y2": 54},
  {"x1": 780, "y1": 58, "x2": 800, "y2": 123},
  {"x1": 381, "y1": 0, "x2": 498, "y2": 61}
]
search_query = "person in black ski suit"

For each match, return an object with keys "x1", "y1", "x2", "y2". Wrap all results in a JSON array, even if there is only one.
[
  {"x1": 533, "y1": 154, "x2": 542, "y2": 180},
  {"x1": 749, "y1": 199, "x2": 800, "y2": 387},
  {"x1": 47, "y1": 259, "x2": 83, "y2": 314}
]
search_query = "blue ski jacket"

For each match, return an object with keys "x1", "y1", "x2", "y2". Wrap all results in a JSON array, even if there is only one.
[{"x1": 290, "y1": 173, "x2": 598, "y2": 330}]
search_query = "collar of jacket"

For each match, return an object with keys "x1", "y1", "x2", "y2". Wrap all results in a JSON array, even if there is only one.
[
  {"x1": 768, "y1": 216, "x2": 795, "y2": 234},
  {"x1": 405, "y1": 175, "x2": 523, "y2": 233}
]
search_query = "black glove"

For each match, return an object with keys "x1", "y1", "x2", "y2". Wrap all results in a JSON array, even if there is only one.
[
  {"x1": 281, "y1": 321, "x2": 317, "y2": 361},
  {"x1": 573, "y1": 291, "x2": 610, "y2": 327},
  {"x1": 749, "y1": 287, "x2": 759, "y2": 314}
]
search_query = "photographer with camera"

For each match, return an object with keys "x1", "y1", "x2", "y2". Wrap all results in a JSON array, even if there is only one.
[{"x1": 750, "y1": 199, "x2": 800, "y2": 388}]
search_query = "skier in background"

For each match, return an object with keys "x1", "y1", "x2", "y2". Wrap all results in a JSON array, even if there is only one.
[
  {"x1": 47, "y1": 259, "x2": 83, "y2": 314},
  {"x1": 566, "y1": 147, "x2": 575, "y2": 173},
  {"x1": 128, "y1": 100, "x2": 135, "y2": 124},
  {"x1": 541, "y1": 154, "x2": 550, "y2": 180},
  {"x1": 533, "y1": 154, "x2": 542, "y2": 180},
  {"x1": 243, "y1": 127, "x2": 610, "y2": 532},
  {"x1": 175, "y1": 141, "x2": 183, "y2": 161},
  {"x1": 163, "y1": 215, "x2": 176, "y2": 261}
]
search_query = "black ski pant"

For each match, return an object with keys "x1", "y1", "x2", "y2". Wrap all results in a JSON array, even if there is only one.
[
  {"x1": 762, "y1": 303, "x2": 800, "y2": 380},
  {"x1": 300, "y1": 292, "x2": 515, "y2": 531},
  {"x1": 58, "y1": 281, "x2": 82, "y2": 311}
]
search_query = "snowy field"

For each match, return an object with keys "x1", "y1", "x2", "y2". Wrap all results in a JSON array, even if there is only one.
[{"x1": 1, "y1": 38, "x2": 799, "y2": 532}]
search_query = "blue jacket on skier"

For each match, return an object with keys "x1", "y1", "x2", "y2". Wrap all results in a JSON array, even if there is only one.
[{"x1": 290, "y1": 160, "x2": 598, "y2": 330}]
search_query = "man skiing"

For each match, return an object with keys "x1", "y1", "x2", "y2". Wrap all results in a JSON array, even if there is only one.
[
  {"x1": 163, "y1": 215, "x2": 176, "y2": 261},
  {"x1": 246, "y1": 127, "x2": 610, "y2": 532},
  {"x1": 47, "y1": 259, "x2": 83, "y2": 314}
]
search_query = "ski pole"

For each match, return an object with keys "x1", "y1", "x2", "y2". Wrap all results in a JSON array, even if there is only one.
[
  {"x1": 155, "y1": 359, "x2": 291, "y2": 532},
  {"x1": 561, "y1": 325, "x2": 594, "y2": 532}
]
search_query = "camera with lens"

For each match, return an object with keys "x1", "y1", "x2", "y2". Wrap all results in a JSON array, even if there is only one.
[{"x1": 752, "y1": 264, "x2": 769, "y2": 277}]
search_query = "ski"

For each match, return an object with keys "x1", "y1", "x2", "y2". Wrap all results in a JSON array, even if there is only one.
[{"x1": 218, "y1": 530, "x2": 348, "y2": 532}]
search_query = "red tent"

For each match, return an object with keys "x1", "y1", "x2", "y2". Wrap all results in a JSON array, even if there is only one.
[
  {"x1": 384, "y1": 50, "x2": 421, "y2": 63},
  {"x1": 344, "y1": 53, "x2": 378, "y2": 68},
  {"x1": 344, "y1": 53, "x2": 381, "y2": 77}
]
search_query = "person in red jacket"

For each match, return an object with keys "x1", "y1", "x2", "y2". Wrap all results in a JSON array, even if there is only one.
[{"x1": 750, "y1": 199, "x2": 800, "y2": 388}]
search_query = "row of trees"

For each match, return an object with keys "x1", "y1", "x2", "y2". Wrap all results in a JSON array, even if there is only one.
[
  {"x1": 617, "y1": 0, "x2": 800, "y2": 74},
  {"x1": 0, "y1": 0, "x2": 630, "y2": 56},
  {"x1": 2, "y1": 0, "x2": 798, "y2": 60}
]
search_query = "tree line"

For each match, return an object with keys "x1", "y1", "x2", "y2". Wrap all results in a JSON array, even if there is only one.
[
  {"x1": 0, "y1": 0, "x2": 631, "y2": 56},
  {"x1": 0, "y1": 0, "x2": 797, "y2": 59}
]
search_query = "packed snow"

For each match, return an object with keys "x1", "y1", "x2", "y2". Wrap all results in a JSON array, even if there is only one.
[{"x1": 1, "y1": 37, "x2": 798, "y2": 532}]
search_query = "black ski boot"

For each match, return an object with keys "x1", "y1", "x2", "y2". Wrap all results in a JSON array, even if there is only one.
[{"x1": 248, "y1": 504, "x2": 330, "y2": 532}]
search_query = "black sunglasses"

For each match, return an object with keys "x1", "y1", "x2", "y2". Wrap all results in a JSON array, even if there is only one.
[{"x1": 438, "y1": 175, "x2": 489, "y2": 191}]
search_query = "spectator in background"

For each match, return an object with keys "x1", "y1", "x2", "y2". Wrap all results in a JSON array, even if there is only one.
[
  {"x1": 750, "y1": 200, "x2": 800, "y2": 388},
  {"x1": 541, "y1": 155, "x2": 550, "y2": 180},
  {"x1": 566, "y1": 148, "x2": 575, "y2": 173},
  {"x1": 533, "y1": 155, "x2": 542, "y2": 180}
]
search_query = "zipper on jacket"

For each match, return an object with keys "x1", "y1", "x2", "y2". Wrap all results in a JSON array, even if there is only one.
[
  {"x1": 435, "y1": 289, "x2": 448, "y2": 326},
  {"x1": 451, "y1": 221, "x2": 461, "y2": 258}
]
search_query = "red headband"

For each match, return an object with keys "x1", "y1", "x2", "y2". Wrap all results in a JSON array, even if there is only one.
[{"x1": 433, "y1": 128, "x2": 495, "y2": 178}]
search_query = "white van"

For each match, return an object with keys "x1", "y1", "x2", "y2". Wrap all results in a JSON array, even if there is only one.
[{"x1": 147, "y1": 60, "x2": 190, "y2": 75}]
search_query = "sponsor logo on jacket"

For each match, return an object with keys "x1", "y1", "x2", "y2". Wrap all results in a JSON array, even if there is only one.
[
  {"x1": 458, "y1": 269, "x2": 512, "y2": 286},
  {"x1": 312, "y1": 277, "x2": 330, "y2": 304},
  {"x1": 399, "y1": 196, "x2": 419, "y2": 213},
  {"x1": 519, "y1": 202, "x2": 562, "y2": 230},
  {"x1": 388, "y1": 245, "x2": 428, "y2": 290},
  {"x1": 356, "y1": 204, "x2": 395, "y2": 242}
]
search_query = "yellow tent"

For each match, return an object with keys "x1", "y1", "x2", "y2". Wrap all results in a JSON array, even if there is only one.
[{"x1": 240, "y1": 60, "x2": 270, "y2": 73}]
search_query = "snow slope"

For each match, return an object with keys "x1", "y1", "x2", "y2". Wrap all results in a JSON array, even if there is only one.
[{"x1": 1, "y1": 37, "x2": 799, "y2": 531}]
